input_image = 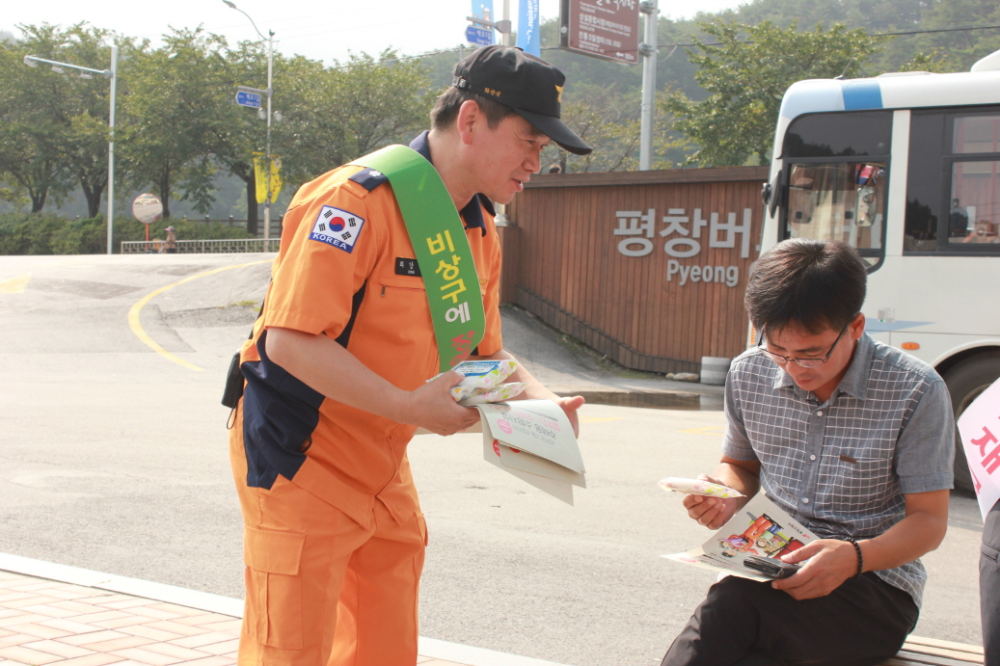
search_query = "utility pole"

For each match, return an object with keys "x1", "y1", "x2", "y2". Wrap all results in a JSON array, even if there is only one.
[
  {"x1": 224, "y1": 0, "x2": 276, "y2": 248},
  {"x1": 639, "y1": 0, "x2": 658, "y2": 171},
  {"x1": 24, "y1": 48, "x2": 117, "y2": 253}
]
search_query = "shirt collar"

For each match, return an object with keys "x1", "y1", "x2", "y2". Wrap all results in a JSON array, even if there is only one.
[
  {"x1": 409, "y1": 130, "x2": 492, "y2": 235},
  {"x1": 771, "y1": 332, "x2": 873, "y2": 402}
]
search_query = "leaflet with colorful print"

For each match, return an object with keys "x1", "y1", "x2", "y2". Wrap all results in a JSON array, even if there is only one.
[{"x1": 662, "y1": 493, "x2": 817, "y2": 581}]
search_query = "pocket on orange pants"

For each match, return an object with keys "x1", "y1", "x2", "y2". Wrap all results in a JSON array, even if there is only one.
[{"x1": 243, "y1": 526, "x2": 306, "y2": 650}]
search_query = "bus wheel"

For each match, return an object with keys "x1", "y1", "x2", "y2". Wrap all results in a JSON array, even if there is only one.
[{"x1": 944, "y1": 352, "x2": 1000, "y2": 493}]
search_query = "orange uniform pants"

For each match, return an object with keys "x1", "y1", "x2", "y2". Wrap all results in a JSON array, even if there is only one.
[{"x1": 230, "y1": 406, "x2": 427, "y2": 666}]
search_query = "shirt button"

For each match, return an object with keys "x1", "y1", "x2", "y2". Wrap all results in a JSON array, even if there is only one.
[
  {"x1": 802, "y1": 498, "x2": 810, "y2": 504},
  {"x1": 810, "y1": 455, "x2": 817, "y2": 461},
  {"x1": 817, "y1": 411, "x2": 824, "y2": 416}
]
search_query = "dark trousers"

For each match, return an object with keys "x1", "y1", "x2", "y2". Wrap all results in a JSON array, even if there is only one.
[
  {"x1": 661, "y1": 573, "x2": 918, "y2": 666},
  {"x1": 983, "y1": 501, "x2": 1000, "y2": 666}
]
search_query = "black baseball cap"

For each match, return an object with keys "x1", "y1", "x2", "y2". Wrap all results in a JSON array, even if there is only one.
[{"x1": 452, "y1": 45, "x2": 593, "y2": 156}]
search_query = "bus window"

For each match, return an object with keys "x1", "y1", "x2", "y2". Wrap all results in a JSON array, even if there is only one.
[
  {"x1": 784, "y1": 161, "x2": 886, "y2": 266},
  {"x1": 948, "y1": 160, "x2": 1000, "y2": 246},
  {"x1": 780, "y1": 111, "x2": 891, "y2": 268},
  {"x1": 907, "y1": 108, "x2": 1000, "y2": 253}
]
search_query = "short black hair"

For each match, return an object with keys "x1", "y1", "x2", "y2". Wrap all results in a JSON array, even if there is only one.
[
  {"x1": 430, "y1": 86, "x2": 518, "y2": 131},
  {"x1": 745, "y1": 239, "x2": 867, "y2": 335}
]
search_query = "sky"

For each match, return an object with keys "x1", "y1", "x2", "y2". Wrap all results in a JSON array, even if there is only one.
[{"x1": 2, "y1": 0, "x2": 750, "y2": 66}]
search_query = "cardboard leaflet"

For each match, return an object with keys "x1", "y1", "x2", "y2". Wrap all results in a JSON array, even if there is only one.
[
  {"x1": 662, "y1": 493, "x2": 817, "y2": 581},
  {"x1": 475, "y1": 399, "x2": 586, "y2": 505}
]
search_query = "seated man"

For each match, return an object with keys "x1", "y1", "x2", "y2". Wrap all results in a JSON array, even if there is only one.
[{"x1": 661, "y1": 238, "x2": 954, "y2": 666}]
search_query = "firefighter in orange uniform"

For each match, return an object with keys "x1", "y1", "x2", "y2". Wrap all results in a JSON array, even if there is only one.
[{"x1": 229, "y1": 46, "x2": 592, "y2": 666}]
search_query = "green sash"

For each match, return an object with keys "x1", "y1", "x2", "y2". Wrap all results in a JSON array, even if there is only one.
[{"x1": 349, "y1": 145, "x2": 486, "y2": 372}]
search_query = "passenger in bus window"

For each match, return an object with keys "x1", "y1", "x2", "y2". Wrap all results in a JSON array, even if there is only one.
[
  {"x1": 950, "y1": 198, "x2": 971, "y2": 237},
  {"x1": 660, "y1": 239, "x2": 954, "y2": 666},
  {"x1": 962, "y1": 219, "x2": 999, "y2": 244}
]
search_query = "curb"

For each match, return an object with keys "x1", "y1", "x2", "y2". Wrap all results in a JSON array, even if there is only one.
[{"x1": 0, "y1": 553, "x2": 578, "y2": 666}]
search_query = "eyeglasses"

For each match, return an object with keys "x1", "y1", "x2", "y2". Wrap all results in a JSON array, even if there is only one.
[{"x1": 758, "y1": 322, "x2": 850, "y2": 369}]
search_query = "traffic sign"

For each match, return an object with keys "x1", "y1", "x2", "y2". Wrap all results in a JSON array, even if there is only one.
[
  {"x1": 235, "y1": 91, "x2": 262, "y2": 109},
  {"x1": 465, "y1": 26, "x2": 493, "y2": 47}
]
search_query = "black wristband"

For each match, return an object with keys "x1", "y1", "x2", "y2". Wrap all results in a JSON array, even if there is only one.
[{"x1": 845, "y1": 537, "x2": 863, "y2": 578}]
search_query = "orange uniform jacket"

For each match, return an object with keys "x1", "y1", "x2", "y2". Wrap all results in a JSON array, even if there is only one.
[{"x1": 236, "y1": 131, "x2": 504, "y2": 530}]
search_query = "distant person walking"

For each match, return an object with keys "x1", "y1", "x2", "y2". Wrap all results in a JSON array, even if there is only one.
[{"x1": 163, "y1": 226, "x2": 177, "y2": 253}]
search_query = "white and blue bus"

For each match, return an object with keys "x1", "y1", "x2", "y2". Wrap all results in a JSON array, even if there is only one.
[{"x1": 761, "y1": 49, "x2": 1000, "y2": 491}]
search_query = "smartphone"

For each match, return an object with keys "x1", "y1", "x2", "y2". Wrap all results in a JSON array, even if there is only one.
[{"x1": 744, "y1": 555, "x2": 800, "y2": 579}]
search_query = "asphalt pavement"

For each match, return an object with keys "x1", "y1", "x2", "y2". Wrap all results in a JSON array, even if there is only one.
[{"x1": 0, "y1": 253, "x2": 985, "y2": 666}]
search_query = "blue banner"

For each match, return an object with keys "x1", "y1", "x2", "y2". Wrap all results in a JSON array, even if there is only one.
[{"x1": 516, "y1": 0, "x2": 540, "y2": 56}]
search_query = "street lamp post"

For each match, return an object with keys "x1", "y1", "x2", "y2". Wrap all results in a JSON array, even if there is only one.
[
  {"x1": 223, "y1": 0, "x2": 275, "y2": 247},
  {"x1": 24, "y1": 47, "x2": 118, "y2": 254}
]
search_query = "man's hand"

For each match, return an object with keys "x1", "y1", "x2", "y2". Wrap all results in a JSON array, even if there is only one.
[
  {"x1": 554, "y1": 395, "x2": 585, "y2": 438},
  {"x1": 400, "y1": 370, "x2": 481, "y2": 436},
  {"x1": 771, "y1": 538, "x2": 859, "y2": 600},
  {"x1": 682, "y1": 474, "x2": 746, "y2": 529}
]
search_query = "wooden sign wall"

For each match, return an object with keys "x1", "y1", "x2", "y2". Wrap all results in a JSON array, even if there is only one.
[{"x1": 501, "y1": 166, "x2": 770, "y2": 375}]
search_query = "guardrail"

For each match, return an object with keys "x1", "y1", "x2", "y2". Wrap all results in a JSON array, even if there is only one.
[{"x1": 120, "y1": 238, "x2": 279, "y2": 254}]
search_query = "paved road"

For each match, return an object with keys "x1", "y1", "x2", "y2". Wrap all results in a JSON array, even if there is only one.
[{"x1": 0, "y1": 254, "x2": 985, "y2": 666}]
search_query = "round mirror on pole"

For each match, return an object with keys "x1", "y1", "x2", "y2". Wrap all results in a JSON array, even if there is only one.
[{"x1": 132, "y1": 193, "x2": 163, "y2": 244}]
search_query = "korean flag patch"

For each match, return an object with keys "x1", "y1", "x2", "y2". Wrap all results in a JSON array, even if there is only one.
[{"x1": 309, "y1": 205, "x2": 365, "y2": 253}]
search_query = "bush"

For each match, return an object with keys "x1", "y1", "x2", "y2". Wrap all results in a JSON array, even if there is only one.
[{"x1": 0, "y1": 213, "x2": 254, "y2": 255}]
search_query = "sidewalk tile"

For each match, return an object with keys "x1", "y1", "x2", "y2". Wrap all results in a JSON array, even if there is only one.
[
  {"x1": 99, "y1": 599, "x2": 155, "y2": 611},
  {"x1": 0, "y1": 633, "x2": 39, "y2": 649},
  {"x1": 7, "y1": 622, "x2": 73, "y2": 640},
  {"x1": 110, "y1": 647, "x2": 181, "y2": 665},
  {"x1": 197, "y1": 639, "x2": 239, "y2": 656},
  {"x1": 38, "y1": 618, "x2": 103, "y2": 635},
  {"x1": 52, "y1": 653, "x2": 131, "y2": 666},
  {"x1": 54, "y1": 600, "x2": 125, "y2": 615},
  {"x1": 140, "y1": 642, "x2": 212, "y2": 661},
  {"x1": 23, "y1": 603, "x2": 92, "y2": 619},
  {"x1": 71, "y1": 611, "x2": 132, "y2": 625},
  {"x1": 23, "y1": 639, "x2": 95, "y2": 659},
  {"x1": 60, "y1": 630, "x2": 130, "y2": 646},
  {"x1": 0, "y1": 614, "x2": 51, "y2": 628},
  {"x1": 3, "y1": 597, "x2": 60, "y2": 611},
  {"x1": 166, "y1": 632, "x2": 236, "y2": 649},
  {"x1": 125, "y1": 607, "x2": 184, "y2": 621},
  {"x1": 118, "y1": 625, "x2": 183, "y2": 642},
  {"x1": 0, "y1": 593, "x2": 39, "y2": 605},
  {"x1": 140, "y1": 621, "x2": 208, "y2": 637},
  {"x1": 148, "y1": 604, "x2": 205, "y2": 617},
  {"x1": 83, "y1": 636, "x2": 154, "y2": 652},
  {"x1": 94, "y1": 617, "x2": 150, "y2": 630},
  {"x1": 170, "y1": 614, "x2": 221, "y2": 627},
  {"x1": 191, "y1": 619, "x2": 241, "y2": 633},
  {"x1": 0, "y1": 644, "x2": 64, "y2": 664},
  {"x1": 165, "y1": 657, "x2": 233, "y2": 666}
]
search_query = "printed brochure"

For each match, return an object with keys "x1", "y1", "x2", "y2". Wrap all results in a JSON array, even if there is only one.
[
  {"x1": 475, "y1": 399, "x2": 586, "y2": 505},
  {"x1": 662, "y1": 493, "x2": 817, "y2": 581}
]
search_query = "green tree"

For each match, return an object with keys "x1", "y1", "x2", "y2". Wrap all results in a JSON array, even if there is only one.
[
  {"x1": 293, "y1": 50, "x2": 434, "y2": 176},
  {"x1": 541, "y1": 84, "x2": 642, "y2": 173},
  {"x1": 663, "y1": 20, "x2": 885, "y2": 167},
  {"x1": 0, "y1": 25, "x2": 77, "y2": 212},
  {"x1": 120, "y1": 28, "x2": 233, "y2": 219}
]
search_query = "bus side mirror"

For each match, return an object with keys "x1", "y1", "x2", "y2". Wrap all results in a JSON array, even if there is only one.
[{"x1": 762, "y1": 175, "x2": 782, "y2": 218}]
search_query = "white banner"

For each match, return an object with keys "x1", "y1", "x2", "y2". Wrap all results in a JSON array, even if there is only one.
[{"x1": 957, "y1": 377, "x2": 1000, "y2": 520}]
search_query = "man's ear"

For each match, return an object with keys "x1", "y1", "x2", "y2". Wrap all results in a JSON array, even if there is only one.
[
  {"x1": 849, "y1": 311, "x2": 866, "y2": 339},
  {"x1": 456, "y1": 99, "x2": 483, "y2": 145}
]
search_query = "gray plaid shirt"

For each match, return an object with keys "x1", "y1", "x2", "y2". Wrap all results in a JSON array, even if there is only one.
[{"x1": 723, "y1": 333, "x2": 954, "y2": 607}]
